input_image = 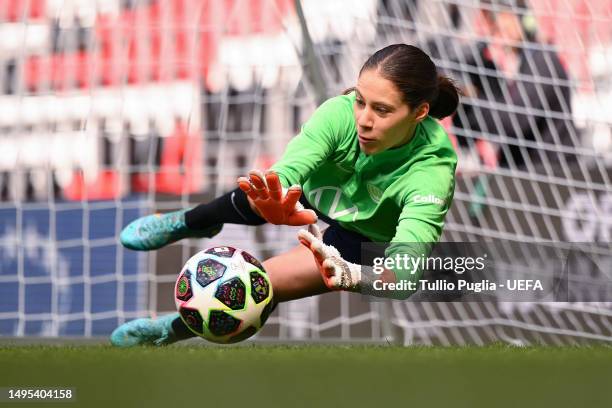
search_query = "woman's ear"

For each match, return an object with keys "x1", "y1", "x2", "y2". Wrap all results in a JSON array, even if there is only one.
[{"x1": 414, "y1": 103, "x2": 430, "y2": 122}]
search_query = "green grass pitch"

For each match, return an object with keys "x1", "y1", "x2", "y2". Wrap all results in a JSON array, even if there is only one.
[{"x1": 1, "y1": 344, "x2": 611, "y2": 408}]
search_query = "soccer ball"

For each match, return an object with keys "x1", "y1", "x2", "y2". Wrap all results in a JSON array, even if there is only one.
[{"x1": 174, "y1": 246, "x2": 274, "y2": 344}]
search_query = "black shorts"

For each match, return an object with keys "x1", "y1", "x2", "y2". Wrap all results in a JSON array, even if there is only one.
[{"x1": 299, "y1": 195, "x2": 372, "y2": 264}]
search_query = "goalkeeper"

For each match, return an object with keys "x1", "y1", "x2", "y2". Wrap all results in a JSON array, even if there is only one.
[{"x1": 112, "y1": 44, "x2": 459, "y2": 346}]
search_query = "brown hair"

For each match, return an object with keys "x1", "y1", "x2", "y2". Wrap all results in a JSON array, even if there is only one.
[{"x1": 356, "y1": 44, "x2": 460, "y2": 119}]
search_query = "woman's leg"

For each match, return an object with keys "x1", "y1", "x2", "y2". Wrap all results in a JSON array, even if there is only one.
[
  {"x1": 120, "y1": 188, "x2": 265, "y2": 250},
  {"x1": 264, "y1": 243, "x2": 330, "y2": 302},
  {"x1": 184, "y1": 188, "x2": 265, "y2": 229}
]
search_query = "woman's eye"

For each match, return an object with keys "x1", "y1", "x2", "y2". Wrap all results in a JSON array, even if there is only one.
[
  {"x1": 355, "y1": 99, "x2": 365, "y2": 106},
  {"x1": 375, "y1": 107, "x2": 388, "y2": 114}
]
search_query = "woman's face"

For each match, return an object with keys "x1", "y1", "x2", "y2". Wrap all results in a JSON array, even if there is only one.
[{"x1": 354, "y1": 69, "x2": 428, "y2": 155}]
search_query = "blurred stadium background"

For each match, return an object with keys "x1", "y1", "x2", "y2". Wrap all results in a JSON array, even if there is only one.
[{"x1": 0, "y1": 0, "x2": 610, "y2": 345}]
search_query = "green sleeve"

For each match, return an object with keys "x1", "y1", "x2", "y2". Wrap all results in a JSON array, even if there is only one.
[
  {"x1": 270, "y1": 95, "x2": 353, "y2": 187},
  {"x1": 392, "y1": 162, "x2": 455, "y2": 243}
]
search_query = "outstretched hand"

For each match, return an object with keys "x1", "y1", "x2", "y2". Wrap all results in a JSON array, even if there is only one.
[
  {"x1": 297, "y1": 224, "x2": 361, "y2": 291},
  {"x1": 237, "y1": 170, "x2": 317, "y2": 226}
]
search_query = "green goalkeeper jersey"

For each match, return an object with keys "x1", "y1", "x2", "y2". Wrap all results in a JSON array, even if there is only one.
[{"x1": 272, "y1": 92, "x2": 457, "y2": 245}]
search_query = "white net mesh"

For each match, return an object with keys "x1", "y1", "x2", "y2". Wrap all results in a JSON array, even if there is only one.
[{"x1": 0, "y1": 0, "x2": 610, "y2": 344}]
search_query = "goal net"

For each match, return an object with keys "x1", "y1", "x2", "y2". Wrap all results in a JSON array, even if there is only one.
[{"x1": 0, "y1": 0, "x2": 610, "y2": 345}]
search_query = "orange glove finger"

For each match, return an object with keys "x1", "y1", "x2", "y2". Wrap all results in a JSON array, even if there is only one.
[
  {"x1": 283, "y1": 187, "x2": 317, "y2": 225},
  {"x1": 287, "y1": 210, "x2": 318, "y2": 226},
  {"x1": 265, "y1": 170, "x2": 283, "y2": 202},
  {"x1": 283, "y1": 186, "x2": 302, "y2": 213},
  {"x1": 237, "y1": 177, "x2": 258, "y2": 201},
  {"x1": 248, "y1": 170, "x2": 269, "y2": 200}
]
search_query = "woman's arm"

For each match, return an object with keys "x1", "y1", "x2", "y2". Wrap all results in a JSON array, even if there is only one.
[
  {"x1": 271, "y1": 94, "x2": 355, "y2": 187},
  {"x1": 238, "y1": 95, "x2": 355, "y2": 226},
  {"x1": 298, "y1": 161, "x2": 456, "y2": 299}
]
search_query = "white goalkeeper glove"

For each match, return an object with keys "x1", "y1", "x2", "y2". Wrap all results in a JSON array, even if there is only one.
[{"x1": 297, "y1": 224, "x2": 363, "y2": 292}]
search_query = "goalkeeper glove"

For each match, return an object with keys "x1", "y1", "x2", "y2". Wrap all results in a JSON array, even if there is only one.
[
  {"x1": 238, "y1": 169, "x2": 317, "y2": 226},
  {"x1": 297, "y1": 224, "x2": 363, "y2": 292}
]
